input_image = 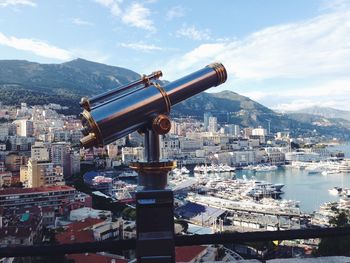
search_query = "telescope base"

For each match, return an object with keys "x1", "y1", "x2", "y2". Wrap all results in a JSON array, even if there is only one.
[
  {"x1": 130, "y1": 161, "x2": 176, "y2": 190},
  {"x1": 136, "y1": 189, "x2": 175, "y2": 263}
]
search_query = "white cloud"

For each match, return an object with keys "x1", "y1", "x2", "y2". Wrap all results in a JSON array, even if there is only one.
[
  {"x1": 122, "y1": 3, "x2": 155, "y2": 32},
  {"x1": 273, "y1": 99, "x2": 350, "y2": 112},
  {"x1": 94, "y1": 0, "x2": 122, "y2": 16},
  {"x1": 165, "y1": 8, "x2": 350, "y2": 82},
  {"x1": 0, "y1": 0, "x2": 35, "y2": 7},
  {"x1": 243, "y1": 79, "x2": 350, "y2": 111},
  {"x1": 176, "y1": 25, "x2": 211, "y2": 41},
  {"x1": 320, "y1": 0, "x2": 350, "y2": 11},
  {"x1": 120, "y1": 42, "x2": 163, "y2": 52},
  {"x1": 0, "y1": 32, "x2": 72, "y2": 60},
  {"x1": 162, "y1": 43, "x2": 226, "y2": 79},
  {"x1": 166, "y1": 5, "x2": 185, "y2": 20},
  {"x1": 72, "y1": 18, "x2": 94, "y2": 26},
  {"x1": 94, "y1": 0, "x2": 155, "y2": 32}
]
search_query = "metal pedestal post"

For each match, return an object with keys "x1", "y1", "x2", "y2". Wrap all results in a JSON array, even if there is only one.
[{"x1": 130, "y1": 129, "x2": 176, "y2": 263}]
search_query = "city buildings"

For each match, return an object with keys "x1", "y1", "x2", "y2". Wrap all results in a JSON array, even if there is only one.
[
  {"x1": 27, "y1": 159, "x2": 64, "y2": 188},
  {"x1": 31, "y1": 141, "x2": 50, "y2": 161},
  {"x1": 13, "y1": 119, "x2": 34, "y2": 137},
  {"x1": 0, "y1": 101, "x2": 345, "y2": 261},
  {"x1": 208, "y1": 116, "x2": 218, "y2": 133},
  {"x1": 0, "y1": 185, "x2": 90, "y2": 210}
]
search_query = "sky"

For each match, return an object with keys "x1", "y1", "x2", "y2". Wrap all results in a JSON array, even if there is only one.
[{"x1": 1, "y1": 0, "x2": 350, "y2": 111}]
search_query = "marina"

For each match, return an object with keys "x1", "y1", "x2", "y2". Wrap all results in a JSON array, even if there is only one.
[
  {"x1": 235, "y1": 164, "x2": 350, "y2": 213},
  {"x1": 84, "y1": 158, "x2": 350, "y2": 213},
  {"x1": 82, "y1": 144, "x2": 350, "y2": 232}
]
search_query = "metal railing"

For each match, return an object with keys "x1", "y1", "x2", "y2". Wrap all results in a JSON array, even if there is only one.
[{"x1": 1, "y1": 227, "x2": 350, "y2": 257}]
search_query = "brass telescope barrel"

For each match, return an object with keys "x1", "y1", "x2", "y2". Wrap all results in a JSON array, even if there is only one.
[
  {"x1": 80, "y1": 63, "x2": 227, "y2": 148},
  {"x1": 80, "y1": 71, "x2": 163, "y2": 111}
]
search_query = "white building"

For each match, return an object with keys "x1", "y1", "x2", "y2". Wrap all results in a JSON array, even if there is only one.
[
  {"x1": 31, "y1": 141, "x2": 50, "y2": 161},
  {"x1": 179, "y1": 137, "x2": 203, "y2": 152},
  {"x1": 122, "y1": 147, "x2": 144, "y2": 164},
  {"x1": 208, "y1": 117, "x2": 218, "y2": 133},
  {"x1": 203, "y1": 112, "x2": 212, "y2": 131},
  {"x1": 69, "y1": 207, "x2": 112, "y2": 222},
  {"x1": 160, "y1": 135, "x2": 181, "y2": 159},
  {"x1": 13, "y1": 119, "x2": 34, "y2": 137},
  {"x1": 252, "y1": 127, "x2": 267, "y2": 136},
  {"x1": 264, "y1": 147, "x2": 288, "y2": 164},
  {"x1": 285, "y1": 151, "x2": 321, "y2": 162}
]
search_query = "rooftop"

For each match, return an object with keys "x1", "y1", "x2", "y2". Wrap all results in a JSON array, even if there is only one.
[
  {"x1": 56, "y1": 229, "x2": 95, "y2": 244},
  {"x1": 0, "y1": 185, "x2": 75, "y2": 196},
  {"x1": 175, "y1": 246, "x2": 207, "y2": 262},
  {"x1": 66, "y1": 218, "x2": 104, "y2": 232}
]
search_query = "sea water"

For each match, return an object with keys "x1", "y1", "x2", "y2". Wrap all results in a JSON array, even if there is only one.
[{"x1": 233, "y1": 143, "x2": 350, "y2": 213}]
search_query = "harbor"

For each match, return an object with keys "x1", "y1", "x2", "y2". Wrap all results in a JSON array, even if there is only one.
[
  {"x1": 80, "y1": 143, "x2": 350, "y2": 237},
  {"x1": 84, "y1": 157, "x2": 350, "y2": 215},
  {"x1": 235, "y1": 164, "x2": 350, "y2": 213}
]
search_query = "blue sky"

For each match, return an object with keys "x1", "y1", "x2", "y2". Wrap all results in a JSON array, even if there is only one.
[{"x1": 1, "y1": 0, "x2": 350, "y2": 111}]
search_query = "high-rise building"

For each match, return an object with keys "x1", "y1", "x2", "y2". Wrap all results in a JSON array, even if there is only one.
[
  {"x1": 65, "y1": 151, "x2": 80, "y2": 177},
  {"x1": 20, "y1": 165, "x2": 28, "y2": 186},
  {"x1": 51, "y1": 142, "x2": 70, "y2": 175},
  {"x1": 224, "y1": 124, "x2": 240, "y2": 137},
  {"x1": 31, "y1": 141, "x2": 50, "y2": 161},
  {"x1": 203, "y1": 112, "x2": 212, "y2": 131},
  {"x1": 13, "y1": 119, "x2": 34, "y2": 137},
  {"x1": 208, "y1": 116, "x2": 218, "y2": 133},
  {"x1": 233, "y1": 125, "x2": 241, "y2": 137},
  {"x1": 27, "y1": 159, "x2": 64, "y2": 188}
]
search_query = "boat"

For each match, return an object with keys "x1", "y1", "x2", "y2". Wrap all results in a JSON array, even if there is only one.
[
  {"x1": 109, "y1": 180, "x2": 137, "y2": 202},
  {"x1": 193, "y1": 163, "x2": 235, "y2": 174},
  {"x1": 254, "y1": 164, "x2": 278, "y2": 172},
  {"x1": 201, "y1": 177, "x2": 284, "y2": 200},
  {"x1": 92, "y1": 175, "x2": 113, "y2": 184},
  {"x1": 171, "y1": 166, "x2": 190, "y2": 175},
  {"x1": 118, "y1": 171, "x2": 138, "y2": 178},
  {"x1": 305, "y1": 165, "x2": 323, "y2": 174},
  {"x1": 180, "y1": 166, "x2": 190, "y2": 174},
  {"x1": 328, "y1": 187, "x2": 342, "y2": 195}
]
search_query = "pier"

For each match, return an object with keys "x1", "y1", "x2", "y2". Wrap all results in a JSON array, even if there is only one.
[{"x1": 187, "y1": 194, "x2": 310, "y2": 230}]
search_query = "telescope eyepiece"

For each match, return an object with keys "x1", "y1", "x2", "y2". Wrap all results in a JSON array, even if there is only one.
[{"x1": 207, "y1": 62, "x2": 227, "y2": 86}]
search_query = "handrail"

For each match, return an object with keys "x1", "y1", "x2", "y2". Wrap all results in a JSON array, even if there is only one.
[{"x1": 1, "y1": 227, "x2": 350, "y2": 257}]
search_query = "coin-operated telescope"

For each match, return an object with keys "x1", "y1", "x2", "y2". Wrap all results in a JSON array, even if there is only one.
[{"x1": 79, "y1": 63, "x2": 227, "y2": 263}]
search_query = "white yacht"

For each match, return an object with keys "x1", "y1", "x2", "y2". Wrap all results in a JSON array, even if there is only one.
[
  {"x1": 193, "y1": 163, "x2": 235, "y2": 174},
  {"x1": 328, "y1": 187, "x2": 342, "y2": 195},
  {"x1": 180, "y1": 166, "x2": 190, "y2": 174}
]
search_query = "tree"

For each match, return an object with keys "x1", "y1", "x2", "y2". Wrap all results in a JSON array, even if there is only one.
[
  {"x1": 329, "y1": 211, "x2": 349, "y2": 227},
  {"x1": 317, "y1": 210, "x2": 350, "y2": 256}
]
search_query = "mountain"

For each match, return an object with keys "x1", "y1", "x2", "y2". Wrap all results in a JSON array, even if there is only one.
[
  {"x1": 0, "y1": 59, "x2": 349, "y2": 139},
  {"x1": 173, "y1": 91, "x2": 350, "y2": 138},
  {"x1": 0, "y1": 58, "x2": 140, "y2": 113},
  {"x1": 287, "y1": 112, "x2": 350, "y2": 130},
  {"x1": 293, "y1": 106, "x2": 350, "y2": 121}
]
